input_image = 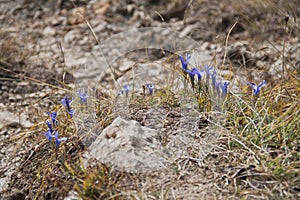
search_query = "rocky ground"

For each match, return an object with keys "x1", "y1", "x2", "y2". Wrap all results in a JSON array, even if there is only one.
[{"x1": 0, "y1": 0, "x2": 299, "y2": 199}]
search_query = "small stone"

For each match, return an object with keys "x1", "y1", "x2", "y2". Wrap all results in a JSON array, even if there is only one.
[
  {"x1": 92, "y1": 0, "x2": 110, "y2": 15},
  {"x1": 256, "y1": 60, "x2": 265, "y2": 69},
  {"x1": 38, "y1": 92, "x2": 46, "y2": 97},
  {"x1": 43, "y1": 26, "x2": 56, "y2": 36},
  {"x1": 29, "y1": 93, "x2": 36, "y2": 98},
  {"x1": 67, "y1": 7, "x2": 86, "y2": 25},
  {"x1": 15, "y1": 94, "x2": 22, "y2": 100},
  {"x1": 64, "y1": 30, "x2": 78, "y2": 44},
  {"x1": 78, "y1": 36, "x2": 89, "y2": 45}
]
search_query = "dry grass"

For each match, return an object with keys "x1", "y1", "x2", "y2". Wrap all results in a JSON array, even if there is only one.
[{"x1": 1, "y1": 0, "x2": 299, "y2": 199}]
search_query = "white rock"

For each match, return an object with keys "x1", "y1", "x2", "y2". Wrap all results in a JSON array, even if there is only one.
[
  {"x1": 43, "y1": 26, "x2": 56, "y2": 36},
  {"x1": 86, "y1": 117, "x2": 169, "y2": 173},
  {"x1": 64, "y1": 191, "x2": 82, "y2": 200}
]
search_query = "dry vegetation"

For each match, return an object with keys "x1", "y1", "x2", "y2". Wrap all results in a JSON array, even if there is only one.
[{"x1": 0, "y1": 0, "x2": 299, "y2": 199}]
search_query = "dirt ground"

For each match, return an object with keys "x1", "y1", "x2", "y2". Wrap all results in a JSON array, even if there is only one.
[{"x1": 0, "y1": 0, "x2": 299, "y2": 199}]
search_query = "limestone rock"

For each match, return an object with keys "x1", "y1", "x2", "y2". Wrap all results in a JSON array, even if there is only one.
[{"x1": 86, "y1": 117, "x2": 169, "y2": 173}]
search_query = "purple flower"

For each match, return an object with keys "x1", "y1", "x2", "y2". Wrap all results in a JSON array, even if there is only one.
[
  {"x1": 214, "y1": 81, "x2": 221, "y2": 94},
  {"x1": 146, "y1": 83, "x2": 155, "y2": 95},
  {"x1": 47, "y1": 111, "x2": 57, "y2": 126},
  {"x1": 185, "y1": 69, "x2": 196, "y2": 81},
  {"x1": 247, "y1": 80, "x2": 266, "y2": 96},
  {"x1": 123, "y1": 85, "x2": 131, "y2": 97},
  {"x1": 220, "y1": 81, "x2": 230, "y2": 95},
  {"x1": 53, "y1": 131, "x2": 67, "y2": 148},
  {"x1": 78, "y1": 89, "x2": 88, "y2": 103},
  {"x1": 205, "y1": 65, "x2": 214, "y2": 80},
  {"x1": 44, "y1": 120, "x2": 54, "y2": 142},
  {"x1": 61, "y1": 96, "x2": 74, "y2": 118},
  {"x1": 44, "y1": 131, "x2": 53, "y2": 142},
  {"x1": 211, "y1": 70, "x2": 217, "y2": 86},
  {"x1": 118, "y1": 85, "x2": 131, "y2": 97},
  {"x1": 179, "y1": 54, "x2": 191, "y2": 71},
  {"x1": 46, "y1": 120, "x2": 54, "y2": 133}
]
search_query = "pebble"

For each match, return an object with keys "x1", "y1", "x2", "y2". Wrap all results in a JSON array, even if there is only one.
[
  {"x1": 64, "y1": 30, "x2": 78, "y2": 44},
  {"x1": 67, "y1": 7, "x2": 86, "y2": 25},
  {"x1": 17, "y1": 82, "x2": 29, "y2": 86},
  {"x1": 17, "y1": 173, "x2": 22, "y2": 179},
  {"x1": 78, "y1": 36, "x2": 89, "y2": 45},
  {"x1": 15, "y1": 94, "x2": 23, "y2": 100},
  {"x1": 92, "y1": 0, "x2": 110, "y2": 15},
  {"x1": 38, "y1": 92, "x2": 46, "y2": 97},
  {"x1": 43, "y1": 26, "x2": 56, "y2": 36}
]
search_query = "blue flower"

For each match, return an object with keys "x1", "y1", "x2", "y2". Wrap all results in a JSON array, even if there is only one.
[
  {"x1": 205, "y1": 65, "x2": 214, "y2": 79},
  {"x1": 211, "y1": 70, "x2": 217, "y2": 86},
  {"x1": 123, "y1": 85, "x2": 131, "y2": 96},
  {"x1": 61, "y1": 96, "x2": 74, "y2": 118},
  {"x1": 53, "y1": 131, "x2": 67, "y2": 148},
  {"x1": 46, "y1": 120, "x2": 54, "y2": 133},
  {"x1": 247, "y1": 80, "x2": 266, "y2": 96},
  {"x1": 44, "y1": 120, "x2": 54, "y2": 142},
  {"x1": 220, "y1": 81, "x2": 230, "y2": 95},
  {"x1": 179, "y1": 54, "x2": 191, "y2": 71},
  {"x1": 146, "y1": 83, "x2": 155, "y2": 95},
  {"x1": 118, "y1": 85, "x2": 132, "y2": 97},
  {"x1": 214, "y1": 81, "x2": 221, "y2": 94},
  {"x1": 185, "y1": 68, "x2": 203, "y2": 84},
  {"x1": 78, "y1": 89, "x2": 88, "y2": 103},
  {"x1": 47, "y1": 111, "x2": 57, "y2": 126}
]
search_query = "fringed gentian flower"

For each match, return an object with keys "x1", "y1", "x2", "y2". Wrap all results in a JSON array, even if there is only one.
[
  {"x1": 118, "y1": 85, "x2": 131, "y2": 97},
  {"x1": 205, "y1": 65, "x2": 213, "y2": 75},
  {"x1": 53, "y1": 131, "x2": 67, "y2": 148},
  {"x1": 205, "y1": 65, "x2": 214, "y2": 81},
  {"x1": 61, "y1": 96, "x2": 74, "y2": 118},
  {"x1": 220, "y1": 81, "x2": 230, "y2": 96},
  {"x1": 146, "y1": 83, "x2": 155, "y2": 95},
  {"x1": 179, "y1": 54, "x2": 191, "y2": 71},
  {"x1": 46, "y1": 120, "x2": 54, "y2": 133},
  {"x1": 47, "y1": 111, "x2": 57, "y2": 126},
  {"x1": 44, "y1": 120, "x2": 54, "y2": 142},
  {"x1": 185, "y1": 68, "x2": 203, "y2": 87},
  {"x1": 214, "y1": 81, "x2": 221, "y2": 95},
  {"x1": 78, "y1": 89, "x2": 88, "y2": 103},
  {"x1": 247, "y1": 80, "x2": 266, "y2": 96},
  {"x1": 185, "y1": 68, "x2": 197, "y2": 83}
]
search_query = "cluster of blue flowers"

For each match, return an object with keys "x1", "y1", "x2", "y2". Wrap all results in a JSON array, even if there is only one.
[
  {"x1": 179, "y1": 54, "x2": 230, "y2": 97},
  {"x1": 44, "y1": 111, "x2": 67, "y2": 148},
  {"x1": 179, "y1": 54, "x2": 266, "y2": 97},
  {"x1": 43, "y1": 91, "x2": 88, "y2": 149},
  {"x1": 118, "y1": 83, "x2": 155, "y2": 97}
]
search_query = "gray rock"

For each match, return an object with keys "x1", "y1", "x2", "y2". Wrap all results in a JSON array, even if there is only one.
[
  {"x1": 86, "y1": 117, "x2": 169, "y2": 173},
  {"x1": 43, "y1": 26, "x2": 56, "y2": 36},
  {"x1": 64, "y1": 190, "x2": 82, "y2": 200},
  {"x1": 0, "y1": 176, "x2": 9, "y2": 192},
  {"x1": 117, "y1": 61, "x2": 171, "y2": 90},
  {"x1": 77, "y1": 27, "x2": 212, "y2": 89},
  {"x1": 0, "y1": 110, "x2": 32, "y2": 130}
]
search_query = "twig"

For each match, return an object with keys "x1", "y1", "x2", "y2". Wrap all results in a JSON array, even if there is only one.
[{"x1": 221, "y1": 21, "x2": 237, "y2": 69}]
